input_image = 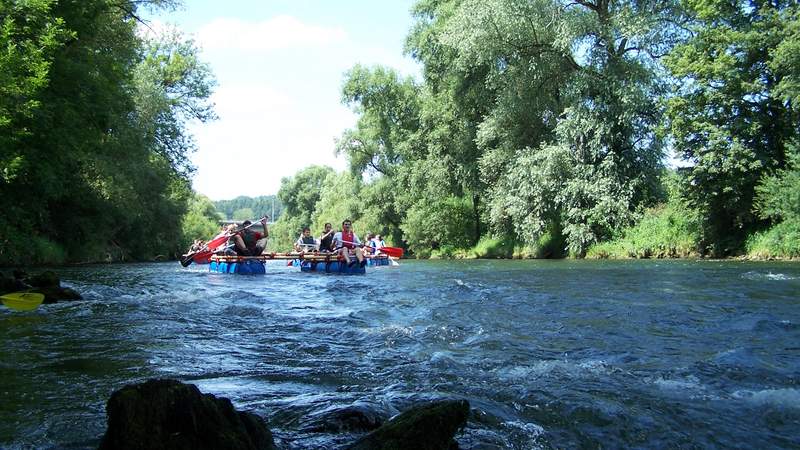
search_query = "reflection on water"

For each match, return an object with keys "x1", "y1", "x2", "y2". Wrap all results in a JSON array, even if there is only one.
[{"x1": 1, "y1": 260, "x2": 800, "y2": 449}]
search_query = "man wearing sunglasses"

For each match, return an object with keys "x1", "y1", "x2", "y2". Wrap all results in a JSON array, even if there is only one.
[{"x1": 332, "y1": 219, "x2": 366, "y2": 267}]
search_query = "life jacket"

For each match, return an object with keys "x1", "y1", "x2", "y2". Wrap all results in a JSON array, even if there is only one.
[
  {"x1": 301, "y1": 235, "x2": 315, "y2": 245},
  {"x1": 342, "y1": 231, "x2": 355, "y2": 249}
]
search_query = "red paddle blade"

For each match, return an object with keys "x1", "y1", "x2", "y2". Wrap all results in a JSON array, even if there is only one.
[
  {"x1": 206, "y1": 234, "x2": 230, "y2": 251},
  {"x1": 191, "y1": 234, "x2": 230, "y2": 264},
  {"x1": 192, "y1": 250, "x2": 213, "y2": 264},
  {"x1": 379, "y1": 246, "x2": 403, "y2": 258}
]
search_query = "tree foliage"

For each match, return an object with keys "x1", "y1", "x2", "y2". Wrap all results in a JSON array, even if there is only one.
[
  {"x1": 0, "y1": 1, "x2": 216, "y2": 264},
  {"x1": 213, "y1": 195, "x2": 282, "y2": 221},
  {"x1": 664, "y1": 0, "x2": 800, "y2": 253},
  {"x1": 333, "y1": 0, "x2": 675, "y2": 256},
  {"x1": 181, "y1": 194, "x2": 220, "y2": 250}
]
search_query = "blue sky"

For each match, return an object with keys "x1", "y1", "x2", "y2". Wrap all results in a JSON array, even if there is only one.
[{"x1": 145, "y1": 1, "x2": 420, "y2": 200}]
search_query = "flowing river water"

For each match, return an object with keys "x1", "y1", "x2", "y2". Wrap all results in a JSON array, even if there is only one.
[{"x1": 1, "y1": 259, "x2": 799, "y2": 449}]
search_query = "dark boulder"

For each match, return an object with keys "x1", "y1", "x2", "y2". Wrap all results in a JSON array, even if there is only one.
[
  {"x1": 0, "y1": 272, "x2": 31, "y2": 295},
  {"x1": 26, "y1": 270, "x2": 60, "y2": 288},
  {"x1": 348, "y1": 399, "x2": 470, "y2": 450},
  {"x1": 99, "y1": 379, "x2": 276, "y2": 450},
  {"x1": 36, "y1": 286, "x2": 83, "y2": 304},
  {"x1": 0, "y1": 270, "x2": 84, "y2": 304},
  {"x1": 302, "y1": 401, "x2": 388, "y2": 433}
]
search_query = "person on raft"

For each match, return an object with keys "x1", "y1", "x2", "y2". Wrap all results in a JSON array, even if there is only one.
[
  {"x1": 372, "y1": 234, "x2": 386, "y2": 254},
  {"x1": 333, "y1": 219, "x2": 366, "y2": 267},
  {"x1": 294, "y1": 227, "x2": 318, "y2": 252},
  {"x1": 232, "y1": 218, "x2": 268, "y2": 256},
  {"x1": 318, "y1": 222, "x2": 335, "y2": 253}
]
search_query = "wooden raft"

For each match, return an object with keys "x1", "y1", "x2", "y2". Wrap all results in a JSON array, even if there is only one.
[{"x1": 209, "y1": 252, "x2": 389, "y2": 263}]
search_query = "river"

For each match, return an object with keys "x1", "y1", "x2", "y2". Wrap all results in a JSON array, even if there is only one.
[{"x1": 1, "y1": 260, "x2": 799, "y2": 449}]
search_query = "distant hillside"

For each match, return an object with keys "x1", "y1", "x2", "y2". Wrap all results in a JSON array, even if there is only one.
[{"x1": 213, "y1": 195, "x2": 283, "y2": 221}]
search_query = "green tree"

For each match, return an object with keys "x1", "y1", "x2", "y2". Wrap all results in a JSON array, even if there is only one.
[
  {"x1": 232, "y1": 207, "x2": 255, "y2": 221},
  {"x1": 755, "y1": 141, "x2": 800, "y2": 224},
  {"x1": 0, "y1": 1, "x2": 215, "y2": 264},
  {"x1": 337, "y1": 64, "x2": 422, "y2": 176},
  {"x1": 133, "y1": 26, "x2": 217, "y2": 177},
  {"x1": 0, "y1": 0, "x2": 69, "y2": 183},
  {"x1": 268, "y1": 166, "x2": 336, "y2": 251},
  {"x1": 181, "y1": 194, "x2": 220, "y2": 250},
  {"x1": 277, "y1": 165, "x2": 336, "y2": 224},
  {"x1": 406, "y1": 0, "x2": 672, "y2": 255},
  {"x1": 664, "y1": 0, "x2": 800, "y2": 253},
  {"x1": 748, "y1": 142, "x2": 800, "y2": 257}
]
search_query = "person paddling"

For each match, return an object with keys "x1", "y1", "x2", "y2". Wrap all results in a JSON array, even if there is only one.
[
  {"x1": 232, "y1": 217, "x2": 269, "y2": 256},
  {"x1": 333, "y1": 219, "x2": 365, "y2": 267}
]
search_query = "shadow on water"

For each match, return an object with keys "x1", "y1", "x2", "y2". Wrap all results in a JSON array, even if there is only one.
[{"x1": 1, "y1": 259, "x2": 800, "y2": 448}]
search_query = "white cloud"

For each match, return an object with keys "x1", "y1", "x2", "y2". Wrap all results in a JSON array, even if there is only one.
[
  {"x1": 196, "y1": 15, "x2": 347, "y2": 51},
  {"x1": 189, "y1": 84, "x2": 353, "y2": 200}
]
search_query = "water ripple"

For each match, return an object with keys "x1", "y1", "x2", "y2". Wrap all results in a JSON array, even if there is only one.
[{"x1": 1, "y1": 260, "x2": 800, "y2": 448}]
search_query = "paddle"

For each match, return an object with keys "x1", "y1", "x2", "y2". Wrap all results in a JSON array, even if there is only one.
[
  {"x1": 180, "y1": 233, "x2": 229, "y2": 267},
  {"x1": 1, "y1": 292, "x2": 45, "y2": 311},
  {"x1": 340, "y1": 239, "x2": 404, "y2": 258},
  {"x1": 181, "y1": 217, "x2": 267, "y2": 267},
  {"x1": 377, "y1": 246, "x2": 404, "y2": 258}
]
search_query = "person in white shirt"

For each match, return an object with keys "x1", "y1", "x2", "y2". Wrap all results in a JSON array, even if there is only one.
[
  {"x1": 332, "y1": 219, "x2": 365, "y2": 267},
  {"x1": 294, "y1": 227, "x2": 318, "y2": 252}
]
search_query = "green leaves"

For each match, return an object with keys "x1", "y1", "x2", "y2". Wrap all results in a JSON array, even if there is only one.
[
  {"x1": 664, "y1": 1, "x2": 800, "y2": 251},
  {"x1": 337, "y1": 65, "x2": 421, "y2": 176},
  {"x1": 181, "y1": 194, "x2": 221, "y2": 251},
  {"x1": 0, "y1": 0, "x2": 69, "y2": 181},
  {"x1": 134, "y1": 27, "x2": 217, "y2": 177},
  {"x1": 755, "y1": 141, "x2": 800, "y2": 222},
  {"x1": 0, "y1": 1, "x2": 219, "y2": 263}
]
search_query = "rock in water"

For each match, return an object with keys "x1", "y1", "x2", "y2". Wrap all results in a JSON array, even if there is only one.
[
  {"x1": 301, "y1": 401, "x2": 388, "y2": 433},
  {"x1": 25, "y1": 270, "x2": 60, "y2": 288},
  {"x1": 99, "y1": 379, "x2": 275, "y2": 450},
  {"x1": 35, "y1": 286, "x2": 82, "y2": 303},
  {"x1": 348, "y1": 399, "x2": 470, "y2": 450}
]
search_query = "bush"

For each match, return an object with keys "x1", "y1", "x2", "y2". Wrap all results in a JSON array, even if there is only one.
[
  {"x1": 402, "y1": 196, "x2": 475, "y2": 254},
  {"x1": 586, "y1": 203, "x2": 702, "y2": 259},
  {"x1": 470, "y1": 236, "x2": 514, "y2": 258},
  {"x1": 0, "y1": 220, "x2": 67, "y2": 266},
  {"x1": 746, "y1": 219, "x2": 800, "y2": 259}
]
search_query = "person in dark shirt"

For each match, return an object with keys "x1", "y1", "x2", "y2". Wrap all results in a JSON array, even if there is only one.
[
  {"x1": 294, "y1": 227, "x2": 318, "y2": 251},
  {"x1": 232, "y1": 218, "x2": 268, "y2": 256},
  {"x1": 318, "y1": 222, "x2": 335, "y2": 253}
]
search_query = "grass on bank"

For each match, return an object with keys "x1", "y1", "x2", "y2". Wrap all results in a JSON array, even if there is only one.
[
  {"x1": 746, "y1": 219, "x2": 800, "y2": 259},
  {"x1": 586, "y1": 203, "x2": 702, "y2": 259},
  {"x1": 426, "y1": 231, "x2": 566, "y2": 259}
]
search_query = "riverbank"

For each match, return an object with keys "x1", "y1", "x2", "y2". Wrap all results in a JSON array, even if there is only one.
[{"x1": 416, "y1": 204, "x2": 800, "y2": 261}]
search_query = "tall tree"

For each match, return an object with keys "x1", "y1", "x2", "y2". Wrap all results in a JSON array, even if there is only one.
[
  {"x1": 665, "y1": 0, "x2": 800, "y2": 253},
  {"x1": 413, "y1": 0, "x2": 675, "y2": 254},
  {"x1": 0, "y1": 1, "x2": 216, "y2": 263}
]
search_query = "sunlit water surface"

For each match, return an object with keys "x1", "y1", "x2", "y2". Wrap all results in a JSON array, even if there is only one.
[{"x1": 1, "y1": 260, "x2": 799, "y2": 449}]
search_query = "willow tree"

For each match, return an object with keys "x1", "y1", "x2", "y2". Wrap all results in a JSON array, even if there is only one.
[{"x1": 433, "y1": 0, "x2": 679, "y2": 255}]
